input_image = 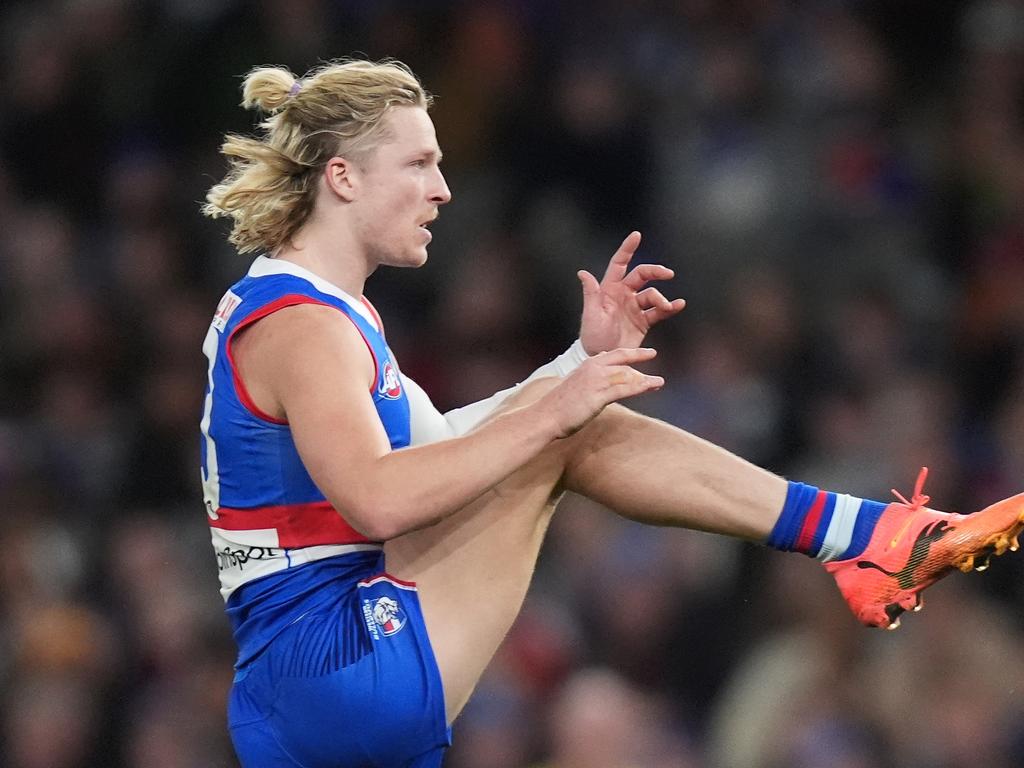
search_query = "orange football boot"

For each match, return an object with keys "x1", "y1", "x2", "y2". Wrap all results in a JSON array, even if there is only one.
[{"x1": 826, "y1": 468, "x2": 1024, "y2": 629}]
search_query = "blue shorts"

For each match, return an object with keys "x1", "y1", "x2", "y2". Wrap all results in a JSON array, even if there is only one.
[{"x1": 228, "y1": 571, "x2": 451, "y2": 767}]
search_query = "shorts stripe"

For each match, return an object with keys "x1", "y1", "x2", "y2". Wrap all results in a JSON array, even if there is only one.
[{"x1": 357, "y1": 573, "x2": 418, "y2": 590}]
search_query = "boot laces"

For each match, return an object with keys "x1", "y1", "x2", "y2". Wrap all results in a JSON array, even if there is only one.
[{"x1": 891, "y1": 466, "x2": 930, "y2": 511}]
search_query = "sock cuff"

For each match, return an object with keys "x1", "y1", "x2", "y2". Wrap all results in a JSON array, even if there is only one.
[
  {"x1": 768, "y1": 482, "x2": 820, "y2": 552},
  {"x1": 836, "y1": 499, "x2": 887, "y2": 560}
]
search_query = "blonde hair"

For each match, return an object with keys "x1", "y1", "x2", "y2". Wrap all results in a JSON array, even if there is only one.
[{"x1": 203, "y1": 59, "x2": 431, "y2": 254}]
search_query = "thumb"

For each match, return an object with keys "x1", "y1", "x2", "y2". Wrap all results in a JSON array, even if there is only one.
[{"x1": 577, "y1": 270, "x2": 600, "y2": 295}]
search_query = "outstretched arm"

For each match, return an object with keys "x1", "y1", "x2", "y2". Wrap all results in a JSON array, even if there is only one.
[{"x1": 232, "y1": 303, "x2": 664, "y2": 541}]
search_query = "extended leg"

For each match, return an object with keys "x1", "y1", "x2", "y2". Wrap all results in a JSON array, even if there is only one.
[
  {"x1": 384, "y1": 385, "x2": 788, "y2": 725},
  {"x1": 386, "y1": 383, "x2": 1024, "y2": 728},
  {"x1": 563, "y1": 405, "x2": 787, "y2": 538},
  {"x1": 562, "y1": 407, "x2": 1024, "y2": 629}
]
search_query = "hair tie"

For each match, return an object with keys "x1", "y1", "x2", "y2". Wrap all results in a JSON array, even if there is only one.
[{"x1": 289, "y1": 81, "x2": 301, "y2": 97}]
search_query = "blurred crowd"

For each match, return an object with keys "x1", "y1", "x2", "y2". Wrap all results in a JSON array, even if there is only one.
[{"x1": 1, "y1": 1, "x2": 1023, "y2": 766}]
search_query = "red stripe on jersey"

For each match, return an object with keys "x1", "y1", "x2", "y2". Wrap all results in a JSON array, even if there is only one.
[
  {"x1": 226, "y1": 295, "x2": 380, "y2": 425},
  {"x1": 209, "y1": 500, "x2": 378, "y2": 547},
  {"x1": 794, "y1": 490, "x2": 828, "y2": 553}
]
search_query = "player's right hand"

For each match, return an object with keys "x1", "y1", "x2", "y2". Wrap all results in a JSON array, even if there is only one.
[{"x1": 538, "y1": 347, "x2": 664, "y2": 438}]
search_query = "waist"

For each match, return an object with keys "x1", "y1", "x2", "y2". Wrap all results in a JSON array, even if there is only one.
[
  {"x1": 209, "y1": 500, "x2": 381, "y2": 600},
  {"x1": 225, "y1": 550, "x2": 384, "y2": 668}
]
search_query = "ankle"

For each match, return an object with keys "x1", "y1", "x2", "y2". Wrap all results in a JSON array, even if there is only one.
[{"x1": 767, "y1": 482, "x2": 886, "y2": 562}]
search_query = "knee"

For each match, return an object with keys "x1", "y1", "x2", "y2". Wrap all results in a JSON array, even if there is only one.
[
  {"x1": 490, "y1": 380, "x2": 647, "y2": 470},
  {"x1": 560, "y1": 402, "x2": 652, "y2": 474},
  {"x1": 574, "y1": 402, "x2": 647, "y2": 441}
]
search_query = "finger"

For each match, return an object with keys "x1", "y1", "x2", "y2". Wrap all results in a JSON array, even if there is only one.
[
  {"x1": 617, "y1": 375, "x2": 665, "y2": 394},
  {"x1": 597, "y1": 346, "x2": 657, "y2": 366},
  {"x1": 643, "y1": 298, "x2": 687, "y2": 326},
  {"x1": 601, "y1": 231, "x2": 642, "y2": 283},
  {"x1": 607, "y1": 370, "x2": 665, "y2": 400},
  {"x1": 636, "y1": 287, "x2": 676, "y2": 312},
  {"x1": 577, "y1": 270, "x2": 600, "y2": 296},
  {"x1": 607, "y1": 367, "x2": 664, "y2": 388},
  {"x1": 623, "y1": 263, "x2": 674, "y2": 291}
]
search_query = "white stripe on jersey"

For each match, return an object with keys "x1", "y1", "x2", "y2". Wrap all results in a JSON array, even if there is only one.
[
  {"x1": 211, "y1": 526, "x2": 382, "y2": 601},
  {"x1": 200, "y1": 323, "x2": 221, "y2": 517},
  {"x1": 248, "y1": 256, "x2": 378, "y2": 330}
]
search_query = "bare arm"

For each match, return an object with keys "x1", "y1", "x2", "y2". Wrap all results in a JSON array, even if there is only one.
[{"x1": 233, "y1": 303, "x2": 662, "y2": 541}]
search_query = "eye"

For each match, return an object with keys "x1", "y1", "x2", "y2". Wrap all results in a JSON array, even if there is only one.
[{"x1": 411, "y1": 159, "x2": 426, "y2": 168}]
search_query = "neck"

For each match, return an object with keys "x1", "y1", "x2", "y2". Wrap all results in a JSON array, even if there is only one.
[{"x1": 274, "y1": 217, "x2": 373, "y2": 297}]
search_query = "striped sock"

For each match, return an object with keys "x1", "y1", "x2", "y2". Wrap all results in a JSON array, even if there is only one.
[{"x1": 767, "y1": 482, "x2": 888, "y2": 562}]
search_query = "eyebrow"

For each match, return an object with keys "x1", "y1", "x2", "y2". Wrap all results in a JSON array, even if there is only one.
[{"x1": 407, "y1": 148, "x2": 443, "y2": 165}]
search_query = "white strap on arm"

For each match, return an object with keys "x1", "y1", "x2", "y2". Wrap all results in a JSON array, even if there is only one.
[{"x1": 403, "y1": 339, "x2": 590, "y2": 445}]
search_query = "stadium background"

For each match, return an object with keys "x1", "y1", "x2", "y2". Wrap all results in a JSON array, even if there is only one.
[{"x1": 1, "y1": 1, "x2": 1023, "y2": 766}]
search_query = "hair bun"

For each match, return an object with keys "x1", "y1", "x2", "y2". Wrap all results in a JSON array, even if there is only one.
[{"x1": 241, "y1": 66, "x2": 298, "y2": 113}]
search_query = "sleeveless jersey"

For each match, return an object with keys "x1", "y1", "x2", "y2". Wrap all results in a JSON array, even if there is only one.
[{"x1": 199, "y1": 255, "x2": 410, "y2": 665}]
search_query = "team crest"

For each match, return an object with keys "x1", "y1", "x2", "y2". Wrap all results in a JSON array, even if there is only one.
[
  {"x1": 371, "y1": 596, "x2": 406, "y2": 636},
  {"x1": 379, "y1": 360, "x2": 402, "y2": 399}
]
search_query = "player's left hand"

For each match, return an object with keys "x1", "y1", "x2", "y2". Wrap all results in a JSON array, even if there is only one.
[{"x1": 578, "y1": 231, "x2": 686, "y2": 355}]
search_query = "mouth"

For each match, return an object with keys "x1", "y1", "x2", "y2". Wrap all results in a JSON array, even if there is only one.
[{"x1": 417, "y1": 214, "x2": 437, "y2": 241}]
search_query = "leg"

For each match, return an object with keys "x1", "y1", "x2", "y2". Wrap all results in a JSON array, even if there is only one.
[
  {"x1": 564, "y1": 406, "x2": 1024, "y2": 629},
  {"x1": 564, "y1": 405, "x2": 787, "y2": 539},
  {"x1": 385, "y1": 386, "x2": 789, "y2": 724},
  {"x1": 385, "y1": 379, "x2": 573, "y2": 724},
  {"x1": 391, "y1": 381, "x2": 1024, "y2": 722}
]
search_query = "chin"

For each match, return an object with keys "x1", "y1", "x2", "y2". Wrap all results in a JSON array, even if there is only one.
[
  {"x1": 384, "y1": 249, "x2": 429, "y2": 269},
  {"x1": 408, "y1": 244, "x2": 430, "y2": 267}
]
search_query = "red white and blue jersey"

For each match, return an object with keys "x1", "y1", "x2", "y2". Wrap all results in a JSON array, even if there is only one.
[{"x1": 199, "y1": 255, "x2": 410, "y2": 664}]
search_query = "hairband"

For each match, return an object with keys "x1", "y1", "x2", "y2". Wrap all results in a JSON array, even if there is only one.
[{"x1": 289, "y1": 81, "x2": 301, "y2": 97}]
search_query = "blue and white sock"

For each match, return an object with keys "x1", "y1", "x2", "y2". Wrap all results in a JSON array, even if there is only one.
[{"x1": 767, "y1": 482, "x2": 888, "y2": 562}]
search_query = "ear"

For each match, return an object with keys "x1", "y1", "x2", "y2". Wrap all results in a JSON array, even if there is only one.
[{"x1": 323, "y1": 156, "x2": 358, "y2": 202}]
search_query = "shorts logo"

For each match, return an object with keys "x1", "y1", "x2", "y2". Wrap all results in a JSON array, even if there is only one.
[
  {"x1": 366, "y1": 596, "x2": 406, "y2": 638},
  {"x1": 378, "y1": 361, "x2": 402, "y2": 399}
]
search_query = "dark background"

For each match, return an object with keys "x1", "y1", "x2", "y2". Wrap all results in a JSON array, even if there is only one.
[{"x1": 1, "y1": 1, "x2": 1023, "y2": 766}]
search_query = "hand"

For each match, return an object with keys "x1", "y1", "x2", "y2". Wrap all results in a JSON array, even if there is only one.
[
  {"x1": 578, "y1": 231, "x2": 686, "y2": 355},
  {"x1": 538, "y1": 347, "x2": 664, "y2": 438}
]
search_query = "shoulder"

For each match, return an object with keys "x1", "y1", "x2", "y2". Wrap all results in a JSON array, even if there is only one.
[{"x1": 235, "y1": 302, "x2": 373, "y2": 381}]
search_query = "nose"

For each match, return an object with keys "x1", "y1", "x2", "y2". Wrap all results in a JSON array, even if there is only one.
[{"x1": 430, "y1": 167, "x2": 451, "y2": 205}]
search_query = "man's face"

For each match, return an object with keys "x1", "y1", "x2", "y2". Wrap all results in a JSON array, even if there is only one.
[{"x1": 352, "y1": 106, "x2": 451, "y2": 268}]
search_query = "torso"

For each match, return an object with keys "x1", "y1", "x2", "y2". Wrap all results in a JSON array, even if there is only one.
[{"x1": 199, "y1": 255, "x2": 410, "y2": 664}]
